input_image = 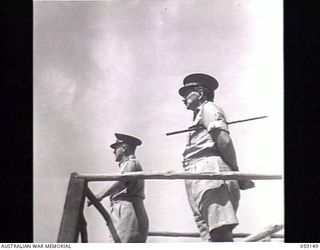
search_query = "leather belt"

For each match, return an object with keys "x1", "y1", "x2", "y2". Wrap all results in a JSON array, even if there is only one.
[
  {"x1": 182, "y1": 152, "x2": 221, "y2": 168},
  {"x1": 110, "y1": 196, "x2": 143, "y2": 205},
  {"x1": 182, "y1": 157, "x2": 206, "y2": 167}
]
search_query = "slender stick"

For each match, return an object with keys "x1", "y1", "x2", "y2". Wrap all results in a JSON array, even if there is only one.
[
  {"x1": 166, "y1": 115, "x2": 268, "y2": 136},
  {"x1": 227, "y1": 115, "x2": 268, "y2": 125}
]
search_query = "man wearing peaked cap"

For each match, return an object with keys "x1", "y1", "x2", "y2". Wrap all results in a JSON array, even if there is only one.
[
  {"x1": 178, "y1": 73, "x2": 255, "y2": 242},
  {"x1": 110, "y1": 133, "x2": 142, "y2": 150},
  {"x1": 88, "y1": 133, "x2": 149, "y2": 243},
  {"x1": 179, "y1": 73, "x2": 219, "y2": 102}
]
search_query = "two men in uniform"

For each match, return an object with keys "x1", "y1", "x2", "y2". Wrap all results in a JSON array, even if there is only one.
[{"x1": 90, "y1": 73, "x2": 253, "y2": 242}]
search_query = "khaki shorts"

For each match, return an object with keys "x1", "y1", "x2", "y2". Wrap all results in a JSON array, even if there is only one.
[
  {"x1": 110, "y1": 198, "x2": 149, "y2": 243},
  {"x1": 184, "y1": 156, "x2": 240, "y2": 241}
]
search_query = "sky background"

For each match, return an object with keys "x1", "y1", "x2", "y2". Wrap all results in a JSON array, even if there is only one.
[{"x1": 34, "y1": 0, "x2": 283, "y2": 243}]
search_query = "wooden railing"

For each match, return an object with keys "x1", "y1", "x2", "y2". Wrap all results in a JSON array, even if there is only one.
[
  {"x1": 57, "y1": 171, "x2": 283, "y2": 243},
  {"x1": 148, "y1": 231, "x2": 283, "y2": 238}
]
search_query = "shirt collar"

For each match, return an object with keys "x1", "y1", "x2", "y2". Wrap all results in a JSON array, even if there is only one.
[
  {"x1": 191, "y1": 101, "x2": 209, "y2": 124},
  {"x1": 197, "y1": 100, "x2": 208, "y2": 111},
  {"x1": 119, "y1": 154, "x2": 136, "y2": 166}
]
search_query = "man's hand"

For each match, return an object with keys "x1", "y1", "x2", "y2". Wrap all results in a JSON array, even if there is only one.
[
  {"x1": 238, "y1": 179, "x2": 255, "y2": 190},
  {"x1": 210, "y1": 129, "x2": 256, "y2": 190}
]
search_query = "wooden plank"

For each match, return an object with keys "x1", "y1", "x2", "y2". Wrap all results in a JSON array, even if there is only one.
[
  {"x1": 76, "y1": 171, "x2": 282, "y2": 182},
  {"x1": 148, "y1": 231, "x2": 284, "y2": 238},
  {"x1": 243, "y1": 224, "x2": 284, "y2": 242},
  {"x1": 57, "y1": 173, "x2": 87, "y2": 242},
  {"x1": 85, "y1": 188, "x2": 121, "y2": 243},
  {"x1": 148, "y1": 231, "x2": 200, "y2": 238}
]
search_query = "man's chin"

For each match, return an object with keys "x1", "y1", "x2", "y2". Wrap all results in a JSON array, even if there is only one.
[{"x1": 186, "y1": 105, "x2": 196, "y2": 111}]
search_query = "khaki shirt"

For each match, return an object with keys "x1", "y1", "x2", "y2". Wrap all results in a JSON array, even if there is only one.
[
  {"x1": 111, "y1": 155, "x2": 145, "y2": 200},
  {"x1": 183, "y1": 101, "x2": 229, "y2": 160}
]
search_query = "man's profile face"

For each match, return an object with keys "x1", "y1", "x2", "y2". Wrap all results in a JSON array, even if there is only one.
[
  {"x1": 182, "y1": 88, "x2": 201, "y2": 111},
  {"x1": 113, "y1": 144, "x2": 126, "y2": 162}
]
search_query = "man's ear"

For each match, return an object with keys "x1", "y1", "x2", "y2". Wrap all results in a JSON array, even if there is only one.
[
  {"x1": 198, "y1": 88, "x2": 204, "y2": 99},
  {"x1": 122, "y1": 144, "x2": 128, "y2": 152}
]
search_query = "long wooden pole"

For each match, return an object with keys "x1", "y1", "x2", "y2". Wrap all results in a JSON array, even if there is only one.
[
  {"x1": 243, "y1": 224, "x2": 284, "y2": 242},
  {"x1": 148, "y1": 231, "x2": 284, "y2": 239},
  {"x1": 76, "y1": 171, "x2": 282, "y2": 182}
]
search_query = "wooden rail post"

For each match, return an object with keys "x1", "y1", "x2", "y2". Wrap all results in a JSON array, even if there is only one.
[
  {"x1": 57, "y1": 173, "x2": 87, "y2": 242},
  {"x1": 79, "y1": 212, "x2": 88, "y2": 243}
]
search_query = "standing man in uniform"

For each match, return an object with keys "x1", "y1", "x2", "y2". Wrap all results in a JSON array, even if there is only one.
[
  {"x1": 178, "y1": 73, "x2": 255, "y2": 242},
  {"x1": 88, "y1": 133, "x2": 149, "y2": 243}
]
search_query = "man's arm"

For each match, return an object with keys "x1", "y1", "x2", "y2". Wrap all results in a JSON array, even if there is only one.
[
  {"x1": 96, "y1": 181, "x2": 126, "y2": 201},
  {"x1": 202, "y1": 104, "x2": 255, "y2": 190},
  {"x1": 201, "y1": 104, "x2": 237, "y2": 169},
  {"x1": 87, "y1": 181, "x2": 125, "y2": 207},
  {"x1": 88, "y1": 161, "x2": 139, "y2": 206},
  {"x1": 210, "y1": 129, "x2": 239, "y2": 171},
  {"x1": 210, "y1": 129, "x2": 255, "y2": 190},
  {"x1": 96, "y1": 161, "x2": 138, "y2": 200}
]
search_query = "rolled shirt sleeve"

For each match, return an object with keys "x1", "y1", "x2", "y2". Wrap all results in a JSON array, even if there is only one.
[
  {"x1": 121, "y1": 160, "x2": 138, "y2": 174},
  {"x1": 201, "y1": 103, "x2": 229, "y2": 133},
  {"x1": 112, "y1": 156, "x2": 145, "y2": 200},
  {"x1": 183, "y1": 102, "x2": 229, "y2": 160}
]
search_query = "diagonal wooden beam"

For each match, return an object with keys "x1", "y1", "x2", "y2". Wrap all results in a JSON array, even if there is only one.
[{"x1": 85, "y1": 187, "x2": 121, "y2": 243}]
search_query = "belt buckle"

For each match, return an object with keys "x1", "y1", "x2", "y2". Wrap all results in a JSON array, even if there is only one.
[
  {"x1": 182, "y1": 160, "x2": 188, "y2": 166},
  {"x1": 182, "y1": 160, "x2": 190, "y2": 170}
]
